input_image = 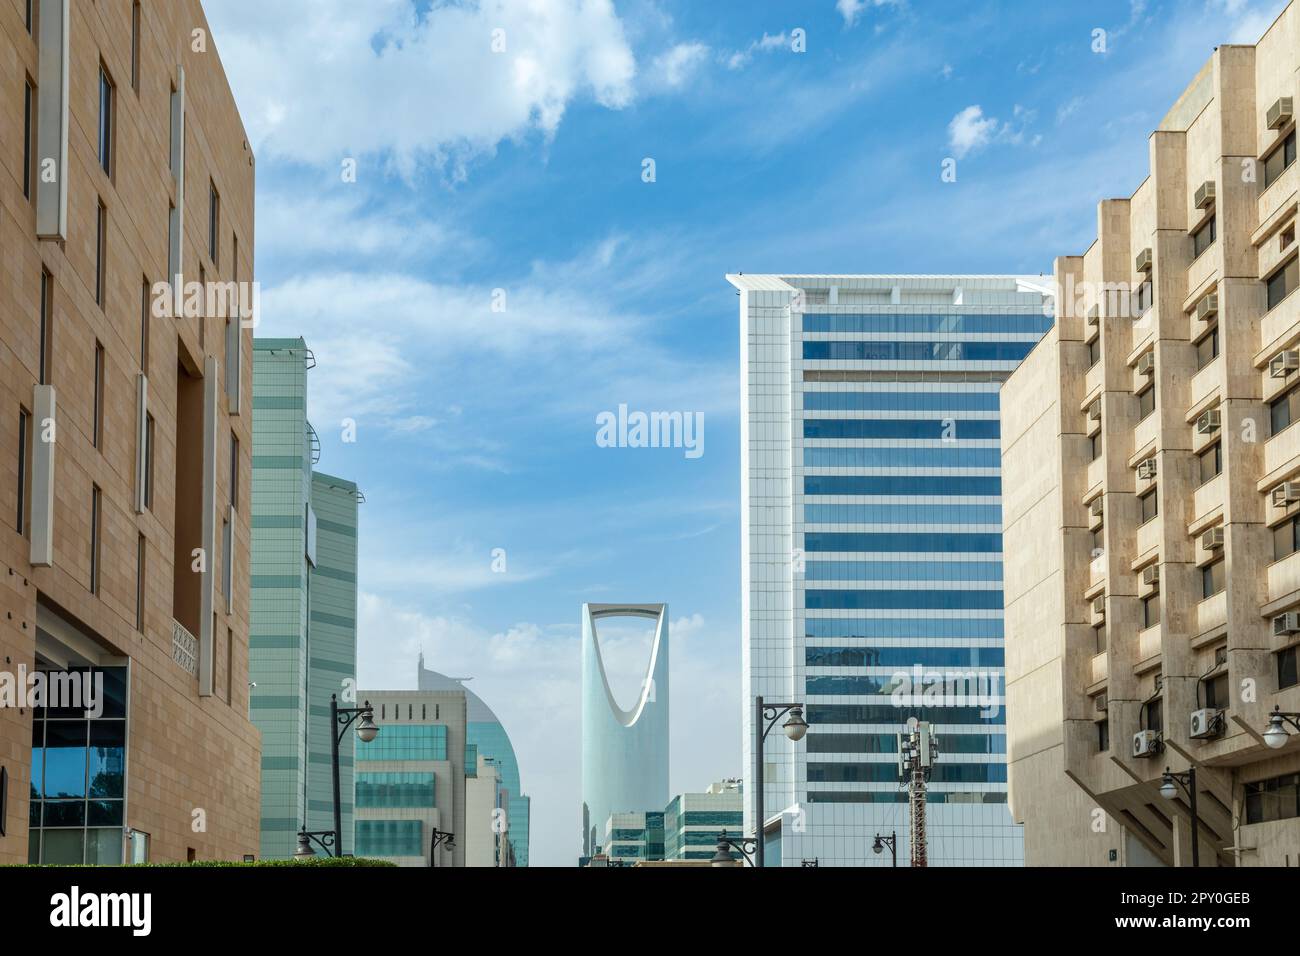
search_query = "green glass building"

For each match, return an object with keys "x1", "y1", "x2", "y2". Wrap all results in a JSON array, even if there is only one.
[{"x1": 250, "y1": 339, "x2": 361, "y2": 859}]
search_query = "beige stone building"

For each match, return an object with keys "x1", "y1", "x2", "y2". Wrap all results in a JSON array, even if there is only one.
[
  {"x1": 0, "y1": 0, "x2": 259, "y2": 863},
  {"x1": 1003, "y1": 2, "x2": 1300, "y2": 866}
]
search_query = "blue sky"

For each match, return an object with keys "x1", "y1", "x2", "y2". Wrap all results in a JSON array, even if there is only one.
[{"x1": 204, "y1": 0, "x2": 1285, "y2": 865}]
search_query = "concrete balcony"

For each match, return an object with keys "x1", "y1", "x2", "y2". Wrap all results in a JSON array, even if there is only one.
[
  {"x1": 1090, "y1": 651, "x2": 1109, "y2": 685},
  {"x1": 1189, "y1": 359, "x2": 1220, "y2": 415},
  {"x1": 1268, "y1": 550, "x2": 1300, "y2": 602},
  {"x1": 1138, "y1": 625, "x2": 1162, "y2": 663},
  {"x1": 1196, "y1": 590, "x2": 1228, "y2": 635},
  {"x1": 1136, "y1": 515, "x2": 1162, "y2": 559},
  {"x1": 1264, "y1": 421, "x2": 1300, "y2": 476},
  {"x1": 1193, "y1": 473, "x2": 1224, "y2": 523}
]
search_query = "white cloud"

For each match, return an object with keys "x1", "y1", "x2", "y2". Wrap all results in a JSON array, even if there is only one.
[
  {"x1": 204, "y1": 0, "x2": 636, "y2": 178},
  {"x1": 650, "y1": 42, "x2": 710, "y2": 89},
  {"x1": 947, "y1": 105, "x2": 998, "y2": 158},
  {"x1": 837, "y1": 0, "x2": 903, "y2": 27},
  {"x1": 726, "y1": 32, "x2": 790, "y2": 70}
]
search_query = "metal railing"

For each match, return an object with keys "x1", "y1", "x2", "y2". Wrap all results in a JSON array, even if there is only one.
[{"x1": 172, "y1": 619, "x2": 199, "y2": 675}]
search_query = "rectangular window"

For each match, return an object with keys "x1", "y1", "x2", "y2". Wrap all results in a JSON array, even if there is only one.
[
  {"x1": 1268, "y1": 256, "x2": 1298, "y2": 311},
  {"x1": 136, "y1": 534, "x2": 146, "y2": 632},
  {"x1": 1090, "y1": 524, "x2": 1104, "y2": 557},
  {"x1": 144, "y1": 413, "x2": 155, "y2": 510},
  {"x1": 1196, "y1": 327, "x2": 1219, "y2": 369},
  {"x1": 1137, "y1": 385, "x2": 1156, "y2": 420},
  {"x1": 1271, "y1": 387, "x2": 1300, "y2": 435},
  {"x1": 1192, "y1": 215, "x2": 1216, "y2": 258},
  {"x1": 23, "y1": 78, "x2": 34, "y2": 200},
  {"x1": 98, "y1": 66, "x2": 114, "y2": 177},
  {"x1": 1279, "y1": 646, "x2": 1298, "y2": 690},
  {"x1": 230, "y1": 433, "x2": 239, "y2": 509},
  {"x1": 1274, "y1": 515, "x2": 1300, "y2": 561},
  {"x1": 1201, "y1": 559, "x2": 1225, "y2": 598},
  {"x1": 95, "y1": 200, "x2": 107, "y2": 307},
  {"x1": 1093, "y1": 625, "x2": 1107, "y2": 653},
  {"x1": 222, "y1": 518, "x2": 232, "y2": 599},
  {"x1": 90, "y1": 486, "x2": 102, "y2": 594},
  {"x1": 1204, "y1": 671, "x2": 1229, "y2": 709},
  {"x1": 1142, "y1": 594, "x2": 1161, "y2": 629},
  {"x1": 1089, "y1": 431, "x2": 1101, "y2": 462},
  {"x1": 1263, "y1": 130, "x2": 1296, "y2": 190},
  {"x1": 17, "y1": 409, "x2": 31, "y2": 535},
  {"x1": 92, "y1": 342, "x2": 105, "y2": 450},
  {"x1": 1244, "y1": 772, "x2": 1300, "y2": 825},
  {"x1": 1198, "y1": 442, "x2": 1221, "y2": 485},
  {"x1": 26, "y1": 0, "x2": 32, "y2": 33},
  {"x1": 39, "y1": 269, "x2": 52, "y2": 384},
  {"x1": 1140, "y1": 488, "x2": 1158, "y2": 524},
  {"x1": 1097, "y1": 719, "x2": 1109, "y2": 753},
  {"x1": 1087, "y1": 336, "x2": 1101, "y2": 368},
  {"x1": 209, "y1": 182, "x2": 220, "y2": 266},
  {"x1": 140, "y1": 277, "x2": 150, "y2": 371},
  {"x1": 131, "y1": 2, "x2": 142, "y2": 92}
]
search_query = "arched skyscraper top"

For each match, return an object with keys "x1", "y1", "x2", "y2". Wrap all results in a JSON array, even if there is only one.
[{"x1": 580, "y1": 603, "x2": 670, "y2": 859}]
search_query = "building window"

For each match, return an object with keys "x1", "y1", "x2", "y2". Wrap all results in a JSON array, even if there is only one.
[
  {"x1": 1088, "y1": 431, "x2": 1101, "y2": 462},
  {"x1": 1093, "y1": 625, "x2": 1107, "y2": 653},
  {"x1": 17, "y1": 409, "x2": 31, "y2": 535},
  {"x1": 1268, "y1": 256, "x2": 1298, "y2": 311},
  {"x1": 1195, "y1": 327, "x2": 1219, "y2": 370},
  {"x1": 92, "y1": 342, "x2": 105, "y2": 450},
  {"x1": 1201, "y1": 559, "x2": 1225, "y2": 598},
  {"x1": 143, "y1": 413, "x2": 155, "y2": 510},
  {"x1": 136, "y1": 534, "x2": 146, "y2": 632},
  {"x1": 1087, "y1": 336, "x2": 1101, "y2": 368},
  {"x1": 1198, "y1": 442, "x2": 1221, "y2": 485},
  {"x1": 1279, "y1": 646, "x2": 1299, "y2": 690},
  {"x1": 1097, "y1": 719, "x2": 1109, "y2": 753},
  {"x1": 1270, "y1": 386, "x2": 1300, "y2": 435},
  {"x1": 130, "y1": 2, "x2": 142, "y2": 92},
  {"x1": 98, "y1": 66, "x2": 114, "y2": 177},
  {"x1": 25, "y1": 0, "x2": 32, "y2": 33},
  {"x1": 1137, "y1": 384, "x2": 1156, "y2": 420},
  {"x1": 1141, "y1": 594, "x2": 1161, "y2": 629},
  {"x1": 23, "y1": 77, "x2": 35, "y2": 200},
  {"x1": 1139, "y1": 488, "x2": 1158, "y2": 524},
  {"x1": 1244, "y1": 772, "x2": 1300, "y2": 825},
  {"x1": 1273, "y1": 514, "x2": 1300, "y2": 561},
  {"x1": 1090, "y1": 524, "x2": 1104, "y2": 557},
  {"x1": 1204, "y1": 670, "x2": 1229, "y2": 709},
  {"x1": 1263, "y1": 130, "x2": 1296, "y2": 190},
  {"x1": 39, "y1": 269, "x2": 52, "y2": 384},
  {"x1": 140, "y1": 277, "x2": 150, "y2": 372},
  {"x1": 1192, "y1": 215, "x2": 1216, "y2": 259},
  {"x1": 90, "y1": 486, "x2": 102, "y2": 594},
  {"x1": 209, "y1": 182, "x2": 220, "y2": 266},
  {"x1": 95, "y1": 200, "x2": 107, "y2": 307},
  {"x1": 230, "y1": 433, "x2": 239, "y2": 509},
  {"x1": 222, "y1": 518, "x2": 232, "y2": 599}
]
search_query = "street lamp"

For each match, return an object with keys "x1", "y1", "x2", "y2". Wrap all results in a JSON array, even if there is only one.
[
  {"x1": 330, "y1": 694, "x2": 378, "y2": 857},
  {"x1": 428, "y1": 827, "x2": 455, "y2": 868},
  {"x1": 873, "y1": 831, "x2": 897, "y2": 867},
  {"x1": 753, "y1": 696, "x2": 807, "y2": 868},
  {"x1": 711, "y1": 829, "x2": 756, "y2": 868},
  {"x1": 1263, "y1": 706, "x2": 1300, "y2": 749},
  {"x1": 295, "y1": 829, "x2": 336, "y2": 859},
  {"x1": 1159, "y1": 766, "x2": 1199, "y2": 867}
]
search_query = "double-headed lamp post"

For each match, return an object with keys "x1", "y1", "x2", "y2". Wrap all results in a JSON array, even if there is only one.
[
  {"x1": 1263, "y1": 706, "x2": 1300, "y2": 749},
  {"x1": 295, "y1": 695, "x2": 378, "y2": 859},
  {"x1": 429, "y1": 828, "x2": 456, "y2": 867},
  {"x1": 1159, "y1": 766, "x2": 1198, "y2": 867},
  {"x1": 710, "y1": 829, "x2": 756, "y2": 867},
  {"x1": 873, "y1": 831, "x2": 897, "y2": 867},
  {"x1": 753, "y1": 696, "x2": 808, "y2": 868}
]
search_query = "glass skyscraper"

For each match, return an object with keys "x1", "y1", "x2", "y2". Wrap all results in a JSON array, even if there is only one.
[{"x1": 729, "y1": 274, "x2": 1052, "y2": 866}]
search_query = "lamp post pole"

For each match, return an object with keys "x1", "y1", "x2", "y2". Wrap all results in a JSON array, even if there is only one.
[
  {"x1": 330, "y1": 694, "x2": 377, "y2": 856},
  {"x1": 874, "y1": 831, "x2": 897, "y2": 866},
  {"x1": 753, "y1": 695, "x2": 807, "y2": 868},
  {"x1": 1160, "y1": 766, "x2": 1198, "y2": 867}
]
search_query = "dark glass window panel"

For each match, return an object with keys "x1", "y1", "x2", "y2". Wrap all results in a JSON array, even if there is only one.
[
  {"x1": 30, "y1": 799, "x2": 41, "y2": 826},
  {"x1": 1279, "y1": 646, "x2": 1299, "y2": 690},
  {"x1": 1088, "y1": 337, "x2": 1101, "y2": 367},
  {"x1": 41, "y1": 828, "x2": 84, "y2": 864},
  {"x1": 1142, "y1": 595, "x2": 1161, "y2": 629},
  {"x1": 1140, "y1": 490, "x2": 1158, "y2": 523},
  {"x1": 1098, "y1": 719, "x2": 1109, "y2": 752},
  {"x1": 1202, "y1": 560, "x2": 1225, "y2": 598},
  {"x1": 1199, "y1": 443, "x2": 1222, "y2": 484},
  {"x1": 1274, "y1": 518, "x2": 1299, "y2": 561},
  {"x1": 1192, "y1": 215, "x2": 1216, "y2": 258},
  {"x1": 1138, "y1": 386, "x2": 1156, "y2": 419},
  {"x1": 42, "y1": 799, "x2": 85, "y2": 827},
  {"x1": 1263, "y1": 131, "x2": 1297, "y2": 189},
  {"x1": 1268, "y1": 258, "x2": 1298, "y2": 310},
  {"x1": 87, "y1": 799, "x2": 124, "y2": 827},
  {"x1": 1196, "y1": 329, "x2": 1219, "y2": 369},
  {"x1": 42, "y1": 722, "x2": 88, "y2": 798},
  {"x1": 95, "y1": 668, "x2": 128, "y2": 719}
]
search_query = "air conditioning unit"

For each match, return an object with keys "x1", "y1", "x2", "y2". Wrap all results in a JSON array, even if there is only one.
[
  {"x1": 1267, "y1": 95, "x2": 1294, "y2": 131},
  {"x1": 1190, "y1": 708, "x2": 1223, "y2": 740},
  {"x1": 1136, "y1": 352, "x2": 1155, "y2": 376},
  {"x1": 1135, "y1": 248, "x2": 1153, "y2": 273},
  {"x1": 1270, "y1": 350, "x2": 1300, "y2": 378},
  {"x1": 1194, "y1": 180, "x2": 1216, "y2": 210},
  {"x1": 1272, "y1": 481, "x2": 1300, "y2": 507},
  {"x1": 1195, "y1": 294, "x2": 1218, "y2": 321},
  {"x1": 1132, "y1": 730, "x2": 1162, "y2": 758},
  {"x1": 1137, "y1": 458, "x2": 1158, "y2": 480},
  {"x1": 1273, "y1": 611, "x2": 1300, "y2": 635},
  {"x1": 1201, "y1": 527, "x2": 1225, "y2": 550},
  {"x1": 1142, "y1": 565, "x2": 1160, "y2": 587},
  {"x1": 1087, "y1": 304, "x2": 1100, "y2": 327},
  {"x1": 1088, "y1": 399, "x2": 1102, "y2": 422},
  {"x1": 1095, "y1": 694, "x2": 1108, "y2": 713},
  {"x1": 1214, "y1": 645, "x2": 1228, "y2": 666},
  {"x1": 1089, "y1": 497, "x2": 1104, "y2": 517},
  {"x1": 1092, "y1": 596, "x2": 1106, "y2": 618},
  {"x1": 1197, "y1": 409, "x2": 1221, "y2": 434}
]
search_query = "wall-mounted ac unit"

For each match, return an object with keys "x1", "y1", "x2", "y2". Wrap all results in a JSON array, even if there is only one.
[
  {"x1": 1089, "y1": 497, "x2": 1104, "y2": 517},
  {"x1": 1270, "y1": 350, "x2": 1300, "y2": 378},
  {"x1": 1135, "y1": 248, "x2": 1153, "y2": 273},
  {"x1": 1197, "y1": 409, "x2": 1221, "y2": 434},
  {"x1": 1190, "y1": 708, "x2": 1222, "y2": 740},
  {"x1": 1274, "y1": 611, "x2": 1300, "y2": 635},
  {"x1": 1132, "y1": 730, "x2": 1162, "y2": 758},
  {"x1": 1213, "y1": 645, "x2": 1228, "y2": 667},
  {"x1": 1200, "y1": 526, "x2": 1224, "y2": 550},
  {"x1": 1092, "y1": 596, "x2": 1106, "y2": 618},
  {"x1": 1137, "y1": 458, "x2": 1157, "y2": 480},
  {"x1": 1087, "y1": 304, "x2": 1100, "y2": 327},
  {"x1": 1095, "y1": 694, "x2": 1108, "y2": 713},
  {"x1": 1194, "y1": 181, "x2": 1216, "y2": 210},
  {"x1": 1088, "y1": 399, "x2": 1102, "y2": 421},
  {"x1": 1267, "y1": 95, "x2": 1294, "y2": 130},
  {"x1": 1136, "y1": 352, "x2": 1155, "y2": 376},
  {"x1": 1196, "y1": 294, "x2": 1218, "y2": 321},
  {"x1": 1272, "y1": 481, "x2": 1300, "y2": 507},
  {"x1": 1141, "y1": 565, "x2": 1160, "y2": 587}
]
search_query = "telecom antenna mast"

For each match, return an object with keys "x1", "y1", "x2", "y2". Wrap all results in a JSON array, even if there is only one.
[{"x1": 897, "y1": 719, "x2": 939, "y2": 867}]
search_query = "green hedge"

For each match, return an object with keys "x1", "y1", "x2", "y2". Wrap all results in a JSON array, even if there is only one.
[{"x1": 5, "y1": 858, "x2": 396, "y2": 868}]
